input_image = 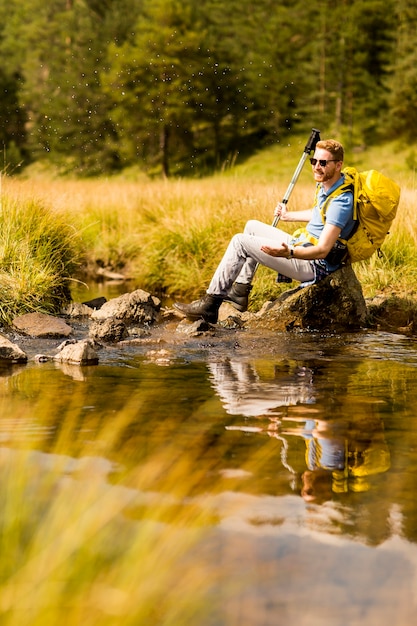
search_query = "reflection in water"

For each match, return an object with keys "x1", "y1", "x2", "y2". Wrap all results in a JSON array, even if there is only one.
[
  {"x1": 213, "y1": 357, "x2": 391, "y2": 504},
  {"x1": 299, "y1": 416, "x2": 390, "y2": 501},
  {"x1": 208, "y1": 358, "x2": 315, "y2": 416},
  {"x1": 2, "y1": 335, "x2": 417, "y2": 625}
]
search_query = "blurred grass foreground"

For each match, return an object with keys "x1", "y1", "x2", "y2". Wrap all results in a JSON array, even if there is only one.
[{"x1": 0, "y1": 390, "x2": 220, "y2": 626}]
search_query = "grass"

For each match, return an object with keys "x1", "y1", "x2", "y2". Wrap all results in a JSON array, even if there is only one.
[
  {"x1": 0, "y1": 134, "x2": 416, "y2": 322},
  {"x1": 0, "y1": 390, "x2": 220, "y2": 626},
  {"x1": 0, "y1": 189, "x2": 80, "y2": 324}
]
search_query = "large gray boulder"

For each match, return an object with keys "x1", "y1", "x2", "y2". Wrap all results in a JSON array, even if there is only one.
[
  {"x1": 89, "y1": 317, "x2": 129, "y2": 343},
  {"x1": 246, "y1": 265, "x2": 367, "y2": 333},
  {"x1": 91, "y1": 289, "x2": 161, "y2": 325}
]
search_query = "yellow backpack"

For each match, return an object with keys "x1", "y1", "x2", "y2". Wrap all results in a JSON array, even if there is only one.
[{"x1": 320, "y1": 167, "x2": 401, "y2": 263}]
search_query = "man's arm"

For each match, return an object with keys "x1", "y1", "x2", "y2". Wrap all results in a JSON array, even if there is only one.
[{"x1": 261, "y1": 223, "x2": 341, "y2": 260}]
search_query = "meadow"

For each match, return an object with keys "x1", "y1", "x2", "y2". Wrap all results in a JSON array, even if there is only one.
[{"x1": 1, "y1": 136, "x2": 417, "y2": 322}]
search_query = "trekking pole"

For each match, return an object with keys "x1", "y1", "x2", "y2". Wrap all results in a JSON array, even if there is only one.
[
  {"x1": 272, "y1": 127, "x2": 321, "y2": 228},
  {"x1": 252, "y1": 127, "x2": 321, "y2": 276}
]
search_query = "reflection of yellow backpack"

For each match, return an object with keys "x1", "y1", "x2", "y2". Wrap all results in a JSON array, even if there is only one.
[
  {"x1": 320, "y1": 167, "x2": 401, "y2": 263},
  {"x1": 332, "y1": 439, "x2": 391, "y2": 494}
]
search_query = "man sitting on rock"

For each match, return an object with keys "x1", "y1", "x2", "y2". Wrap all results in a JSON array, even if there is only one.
[{"x1": 174, "y1": 139, "x2": 356, "y2": 324}]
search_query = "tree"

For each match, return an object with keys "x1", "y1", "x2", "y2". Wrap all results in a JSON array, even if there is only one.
[
  {"x1": 343, "y1": 0, "x2": 397, "y2": 145},
  {"x1": 104, "y1": 0, "x2": 305, "y2": 175},
  {"x1": 103, "y1": 0, "x2": 206, "y2": 176},
  {"x1": 0, "y1": 68, "x2": 27, "y2": 172},
  {"x1": 0, "y1": 0, "x2": 142, "y2": 175},
  {"x1": 386, "y1": 0, "x2": 417, "y2": 141},
  {"x1": 0, "y1": 0, "x2": 410, "y2": 176}
]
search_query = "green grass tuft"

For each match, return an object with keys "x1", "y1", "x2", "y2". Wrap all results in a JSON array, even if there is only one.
[{"x1": 0, "y1": 194, "x2": 80, "y2": 325}]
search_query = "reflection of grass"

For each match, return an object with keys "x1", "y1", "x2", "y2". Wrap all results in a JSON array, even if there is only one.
[{"x1": 0, "y1": 397, "x2": 219, "y2": 626}]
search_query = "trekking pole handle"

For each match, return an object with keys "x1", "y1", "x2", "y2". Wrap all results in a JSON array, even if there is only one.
[
  {"x1": 304, "y1": 127, "x2": 321, "y2": 155},
  {"x1": 272, "y1": 128, "x2": 321, "y2": 228}
]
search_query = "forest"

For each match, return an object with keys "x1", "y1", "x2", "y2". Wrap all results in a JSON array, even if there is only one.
[{"x1": 0, "y1": 0, "x2": 416, "y2": 177}]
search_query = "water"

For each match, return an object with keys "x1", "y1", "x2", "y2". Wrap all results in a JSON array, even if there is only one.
[{"x1": 2, "y1": 306, "x2": 417, "y2": 623}]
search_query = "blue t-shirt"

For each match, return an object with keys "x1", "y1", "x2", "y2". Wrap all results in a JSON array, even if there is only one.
[{"x1": 307, "y1": 174, "x2": 355, "y2": 242}]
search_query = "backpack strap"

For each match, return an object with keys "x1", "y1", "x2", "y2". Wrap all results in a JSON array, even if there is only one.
[
  {"x1": 316, "y1": 171, "x2": 357, "y2": 244},
  {"x1": 341, "y1": 166, "x2": 360, "y2": 221}
]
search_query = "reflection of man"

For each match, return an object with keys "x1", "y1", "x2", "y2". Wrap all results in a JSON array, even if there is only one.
[
  {"x1": 301, "y1": 470, "x2": 334, "y2": 504},
  {"x1": 214, "y1": 357, "x2": 391, "y2": 504},
  {"x1": 208, "y1": 359, "x2": 314, "y2": 417},
  {"x1": 300, "y1": 417, "x2": 391, "y2": 501}
]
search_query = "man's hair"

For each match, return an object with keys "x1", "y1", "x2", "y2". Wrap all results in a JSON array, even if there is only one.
[{"x1": 316, "y1": 139, "x2": 344, "y2": 161}]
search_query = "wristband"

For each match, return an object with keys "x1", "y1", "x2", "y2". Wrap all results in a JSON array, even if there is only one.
[{"x1": 288, "y1": 245, "x2": 295, "y2": 259}]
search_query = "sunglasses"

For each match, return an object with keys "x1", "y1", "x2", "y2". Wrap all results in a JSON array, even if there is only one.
[{"x1": 310, "y1": 158, "x2": 338, "y2": 167}]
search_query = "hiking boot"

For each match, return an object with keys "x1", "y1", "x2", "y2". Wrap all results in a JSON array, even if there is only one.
[
  {"x1": 173, "y1": 294, "x2": 223, "y2": 324},
  {"x1": 224, "y1": 282, "x2": 252, "y2": 312}
]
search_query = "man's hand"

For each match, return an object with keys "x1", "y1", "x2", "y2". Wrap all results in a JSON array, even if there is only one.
[
  {"x1": 274, "y1": 202, "x2": 288, "y2": 221},
  {"x1": 261, "y1": 242, "x2": 290, "y2": 258},
  {"x1": 274, "y1": 205, "x2": 313, "y2": 223}
]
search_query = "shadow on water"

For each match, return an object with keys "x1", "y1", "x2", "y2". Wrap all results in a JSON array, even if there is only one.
[{"x1": 2, "y1": 300, "x2": 417, "y2": 624}]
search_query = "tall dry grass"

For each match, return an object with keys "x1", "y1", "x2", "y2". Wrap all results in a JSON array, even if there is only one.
[
  {"x1": 0, "y1": 182, "x2": 80, "y2": 324},
  {"x1": 2, "y1": 142, "x2": 416, "y2": 314}
]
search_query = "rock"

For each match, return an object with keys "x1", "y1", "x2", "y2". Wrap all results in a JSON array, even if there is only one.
[
  {"x1": 0, "y1": 334, "x2": 28, "y2": 363},
  {"x1": 56, "y1": 339, "x2": 78, "y2": 351},
  {"x1": 127, "y1": 327, "x2": 151, "y2": 338},
  {"x1": 218, "y1": 315, "x2": 246, "y2": 329},
  {"x1": 82, "y1": 296, "x2": 107, "y2": 310},
  {"x1": 53, "y1": 339, "x2": 99, "y2": 365},
  {"x1": 12, "y1": 313, "x2": 72, "y2": 338},
  {"x1": 96, "y1": 267, "x2": 129, "y2": 281},
  {"x1": 218, "y1": 301, "x2": 251, "y2": 322},
  {"x1": 175, "y1": 318, "x2": 212, "y2": 335},
  {"x1": 89, "y1": 317, "x2": 129, "y2": 343},
  {"x1": 366, "y1": 294, "x2": 417, "y2": 333},
  {"x1": 34, "y1": 354, "x2": 51, "y2": 362},
  {"x1": 247, "y1": 265, "x2": 367, "y2": 332},
  {"x1": 144, "y1": 349, "x2": 174, "y2": 366},
  {"x1": 91, "y1": 289, "x2": 161, "y2": 325},
  {"x1": 61, "y1": 302, "x2": 94, "y2": 317}
]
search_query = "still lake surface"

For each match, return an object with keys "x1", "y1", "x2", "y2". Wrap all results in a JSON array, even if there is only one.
[{"x1": 2, "y1": 286, "x2": 417, "y2": 625}]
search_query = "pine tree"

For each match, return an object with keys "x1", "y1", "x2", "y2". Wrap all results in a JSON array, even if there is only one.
[{"x1": 386, "y1": 0, "x2": 417, "y2": 140}]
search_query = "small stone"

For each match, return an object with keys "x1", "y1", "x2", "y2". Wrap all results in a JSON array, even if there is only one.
[
  {"x1": 0, "y1": 334, "x2": 28, "y2": 363},
  {"x1": 54, "y1": 339, "x2": 99, "y2": 365}
]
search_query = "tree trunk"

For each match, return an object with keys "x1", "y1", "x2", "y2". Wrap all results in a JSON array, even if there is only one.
[{"x1": 160, "y1": 125, "x2": 170, "y2": 177}]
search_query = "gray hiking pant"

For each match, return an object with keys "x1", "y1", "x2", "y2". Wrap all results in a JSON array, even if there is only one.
[{"x1": 207, "y1": 220, "x2": 315, "y2": 297}]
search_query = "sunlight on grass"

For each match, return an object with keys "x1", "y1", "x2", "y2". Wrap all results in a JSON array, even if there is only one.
[{"x1": 1, "y1": 136, "x2": 416, "y2": 312}]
